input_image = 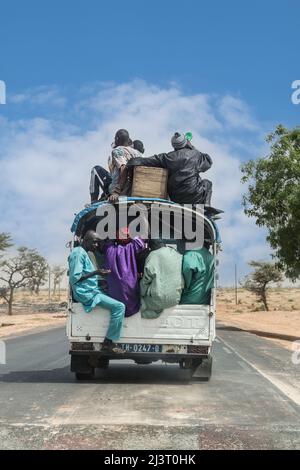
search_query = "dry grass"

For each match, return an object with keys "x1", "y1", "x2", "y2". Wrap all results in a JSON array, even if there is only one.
[
  {"x1": 217, "y1": 288, "x2": 300, "y2": 350},
  {"x1": 0, "y1": 313, "x2": 67, "y2": 339},
  {"x1": 0, "y1": 289, "x2": 68, "y2": 338}
]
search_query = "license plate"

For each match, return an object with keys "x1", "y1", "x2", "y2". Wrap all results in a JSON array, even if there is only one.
[{"x1": 117, "y1": 343, "x2": 162, "y2": 353}]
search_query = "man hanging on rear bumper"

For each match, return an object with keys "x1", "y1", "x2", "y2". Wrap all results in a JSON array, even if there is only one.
[{"x1": 68, "y1": 230, "x2": 125, "y2": 354}]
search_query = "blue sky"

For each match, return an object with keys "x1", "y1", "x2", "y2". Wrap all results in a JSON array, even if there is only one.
[
  {"x1": 1, "y1": 0, "x2": 299, "y2": 125},
  {"x1": 0, "y1": 0, "x2": 299, "y2": 284}
]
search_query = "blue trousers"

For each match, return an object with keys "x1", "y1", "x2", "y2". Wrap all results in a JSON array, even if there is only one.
[
  {"x1": 90, "y1": 166, "x2": 112, "y2": 203},
  {"x1": 97, "y1": 293, "x2": 125, "y2": 342}
]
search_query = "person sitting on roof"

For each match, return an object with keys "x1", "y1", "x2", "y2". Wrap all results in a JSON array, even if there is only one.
[
  {"x1": 68, "y1": 230, "x2": 125, "y2": 354},
  {"x1": 89, "y1": 129, "x2": 143, "y2": 204},
  {"x1": 133, "y1": 139, "x2": 145, "y2": 154},
  {"x1": 103, "y1": 227, "x2": 145, "y2": 317},
  {"x1": 127, "y1": 131, "x2": 213, "y2": 206},
  {"x1": 140, "y1": 240, "x2": 184, "y2": 319},
  {"x1": 180, "y1": 242, "x2": 214, "y2": 305}
]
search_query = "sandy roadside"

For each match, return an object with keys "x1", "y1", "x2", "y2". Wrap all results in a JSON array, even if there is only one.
[
  {"x1": 217, "y1": 310, "x2": 300, "y2": 350},
  {"x1": 216, "y1": 288, "x2": 300, "y2": 350},
  {"x1": 0, "y1": 313, "x2": 67, "y2": 339}
]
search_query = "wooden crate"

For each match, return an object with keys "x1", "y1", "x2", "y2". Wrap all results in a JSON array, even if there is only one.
[{"x1": 131, "y1": 166, "x2": 168, "y2": 199}]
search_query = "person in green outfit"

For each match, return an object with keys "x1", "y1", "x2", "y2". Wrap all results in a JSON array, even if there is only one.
[
  {"x1": 140, "y1": 240, "x2": 184, "y2": 318},
  {"x1": 180, "y1": 242, "x2": 214, "y2": 305}
]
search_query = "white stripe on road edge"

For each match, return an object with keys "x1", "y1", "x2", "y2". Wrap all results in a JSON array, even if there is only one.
[
  {"x1": 222, "y1": 346, "x2": 232, "y2": 354},
  {"x1": 217, "y1": 335, "x2": 300, "y2": 406},
  {"x1": 238, "y1": 361, "x2": 252, "y2": 372}
]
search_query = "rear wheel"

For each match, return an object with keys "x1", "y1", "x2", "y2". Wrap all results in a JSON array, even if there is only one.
[
  {"x1": 75, "y1": 370, "x2": 95, "y2": 381},
  {"x1": 71, "y1": 354, "x2": 95, "y2": 379},
  {"x1": 191, "y1": 356, "x2": 212, "y2": 381},
  {"x1": 98, "y1": 357, "x2": 109, "y2": 369}
]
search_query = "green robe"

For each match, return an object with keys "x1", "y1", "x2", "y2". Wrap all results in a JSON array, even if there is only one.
[
  {"x1": 180, "y1": 247, "x2": 214, "y2": 305},
  {"x1": 140, "y1": 247, "x2": 184, "y2": 318}
]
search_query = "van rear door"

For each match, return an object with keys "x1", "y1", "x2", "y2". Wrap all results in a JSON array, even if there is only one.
[{"x1": 70, "y1": 303, "x2": 211, "y2": 343}]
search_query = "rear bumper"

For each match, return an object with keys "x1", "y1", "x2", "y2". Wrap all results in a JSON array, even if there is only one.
[
  {"x1": 69, "y1": 344, "x2": 211, "y2": 362},
  {"x1": 70, "y1": 350, "x2": 209, "y2": 362}
]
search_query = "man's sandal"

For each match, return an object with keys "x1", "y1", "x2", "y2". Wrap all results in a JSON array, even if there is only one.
[{"x1": 101, "y1": 343, "x2": 125, "y2": 354}]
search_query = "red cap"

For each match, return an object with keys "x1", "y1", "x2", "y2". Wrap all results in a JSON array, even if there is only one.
[{"x1": 116, "y1": 227, "x2": 131, "y2": 244}]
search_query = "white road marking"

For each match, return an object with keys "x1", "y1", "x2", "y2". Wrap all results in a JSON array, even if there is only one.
[
  {"x1": 222, "y1": 347, "x2": 232, "y2": 355},
  {"x1": 217, "y1": 335, "x2": 300, "y2": 406},
  {"x1": 238, "y1": 361, "x2": 252, "y2": 372}
]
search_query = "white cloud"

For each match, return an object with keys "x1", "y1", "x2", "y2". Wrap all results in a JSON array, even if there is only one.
[
  {"x1": 9, "y1": 85, "x2": 66, "y2": 108},
  {"x1": 0, "y1": 80, "x2": 270, "y2": 284},
  {"x1": 219, "y1": 95, "x2": 258, "y2": 131}
]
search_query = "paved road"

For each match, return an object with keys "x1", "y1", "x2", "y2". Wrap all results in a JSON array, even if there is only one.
[{"x1": 0, "y1": 325, "x2": 299, "y2": 449}]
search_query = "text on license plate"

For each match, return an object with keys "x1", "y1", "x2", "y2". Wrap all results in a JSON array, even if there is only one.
[{"x1": 117, "y1": 343, "x2": 162, "y2": 353}]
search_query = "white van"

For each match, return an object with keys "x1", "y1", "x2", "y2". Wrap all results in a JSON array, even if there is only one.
[{"x1": 67, "y1": 198, "x2": 220, "y2": 381}]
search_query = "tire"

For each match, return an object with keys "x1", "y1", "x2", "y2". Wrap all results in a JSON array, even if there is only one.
[
  {"x1": 191, "y1": 356, "x2": 212, "y2": 381},
  {"x1": 191, "y1": 358, "x2": 203, "y2": 368},
  {"x1": 71, "y1": 354, "x2": 95, "y2": 378},
  {"x1": 75, "y1": 369, "x2": 95, "y2": 381},
  {"x1": 98, "y1": 357, "x2": 109, "y2": 369}
]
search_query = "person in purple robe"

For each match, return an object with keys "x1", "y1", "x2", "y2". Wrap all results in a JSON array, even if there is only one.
[{"x1": 103, "y1": 227, "x2": 145, "y2": 317}]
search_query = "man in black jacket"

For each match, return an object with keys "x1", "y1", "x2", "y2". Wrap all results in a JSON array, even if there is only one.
[{"x1": 127, "y1": 132, "x2": 213, "y2": 205}]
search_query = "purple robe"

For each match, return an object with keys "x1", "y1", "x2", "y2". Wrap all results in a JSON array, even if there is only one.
[{"x1": 104, "y1": 238, "x2": 145, "y2": 317}]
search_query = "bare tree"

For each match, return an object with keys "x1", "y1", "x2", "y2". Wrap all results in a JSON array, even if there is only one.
[
  {"x1": 243, "y1": 261, "x2": 283, "y2": 311},
  {"x1": 52, "y1": 265, "x2": 66, "y2": 298},
  {"x1": 0, "y1": 247, "x2": 48, "y2": 315}
]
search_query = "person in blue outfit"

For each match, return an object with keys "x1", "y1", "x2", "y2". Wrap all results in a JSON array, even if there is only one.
[{"x1": 68, "y1": 230, "x2": 125, "y2": 354}]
